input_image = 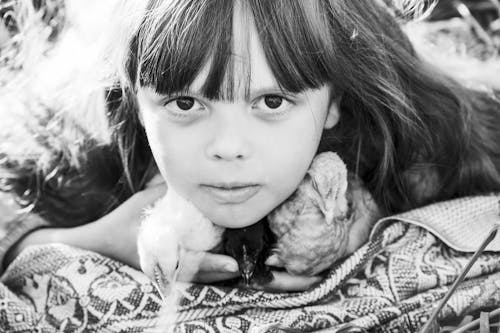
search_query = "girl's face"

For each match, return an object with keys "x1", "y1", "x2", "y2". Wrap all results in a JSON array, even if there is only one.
[{"x1": 136, "y1": 5, "x2": 340, "y2": 228}]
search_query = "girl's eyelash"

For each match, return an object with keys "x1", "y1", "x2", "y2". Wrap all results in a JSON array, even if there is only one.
[
  {"x1": 261, "y1": 93, "x2": 293, "y2": 101},
  {"x1": 252, "y1": 94, "x2": 296, "y2": 118},
  {"x1": 160, "y1": 94, "x2": 191, "y2": 106},
  {"x1": 254, "y1": 94, "x2": 293, "y2": 104},
  {"x1": 160, "y1": 95, "x2": 206, "y2": 119}
]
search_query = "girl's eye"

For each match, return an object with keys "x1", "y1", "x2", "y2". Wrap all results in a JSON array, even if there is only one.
[
  {"x1": 176, "y1": 97, "x2": 195, "y2": 110},
  {"x1": 254, "y1": 94, "x2": 293, "y2": 117},
  {"x1": 264, "y1": 95, "x2": 283, "y2": 109},
  {"x1": 163, "y1": 96, "x2": 205, "y2": 117}
]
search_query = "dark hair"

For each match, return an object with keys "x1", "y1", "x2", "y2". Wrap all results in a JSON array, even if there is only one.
[
  {"x1": 2, "y1": 0, "x2": 500, "y2": 226},
  {"x1": 113, "y1": 0, "x2": 500, "y2": 214}
]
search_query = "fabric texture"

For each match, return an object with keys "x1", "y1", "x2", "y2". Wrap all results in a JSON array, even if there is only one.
[
  {"x1": 371, "y1": 195, "x2": 500, "y2": 252},
  {"x1": 0, "y1": 195, "x2": 499, "y2": 333},
  {"x1": 0, "y1": 212, "x2": 49, "y2": 275}
]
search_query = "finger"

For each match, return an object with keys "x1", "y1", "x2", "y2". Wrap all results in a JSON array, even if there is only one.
[
  {"x1": 192, "y1": 271, "x2": 240, "y2": 283},
  {"x1": 175, "y1": 251, "x2": 239, "y2": 282},
  {"x1": 130, "y1": 185, "x2": 167, "y2": 213},
  {"x1": 198, "y1": 252, "x2": 239, "y2": 273},
  {"x1": 141, "y1": 183, "x2": 167, "y2": 202},
  {"x1": 145, "y1": 173, "x2": 166, "y2": 188},
  {"x1": 263, "y1": 271, "x2": 322, "y2": 292}
]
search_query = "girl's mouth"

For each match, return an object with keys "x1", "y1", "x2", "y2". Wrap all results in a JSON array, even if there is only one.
[{"x1": 200, "y1": 184, "x2": 261, "y2": 204}]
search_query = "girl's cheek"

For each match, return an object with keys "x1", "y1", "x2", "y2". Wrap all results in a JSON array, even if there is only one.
[{"x1": 153, "y1": 129, "x2": 206, "y2": 180}]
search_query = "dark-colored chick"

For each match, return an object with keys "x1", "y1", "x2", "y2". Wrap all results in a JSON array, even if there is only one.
[{"x1": 223, "y1": 219, "x2": 275, "y2": 286}]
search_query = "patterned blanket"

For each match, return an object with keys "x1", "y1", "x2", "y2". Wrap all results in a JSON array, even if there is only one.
[{"x1": 1, "y1": 195, "x2": 500, "y2": 333}]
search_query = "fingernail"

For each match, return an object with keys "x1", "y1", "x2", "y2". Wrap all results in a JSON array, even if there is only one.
[{"x1": 224, "y1": 262, "x2": 239, "y2": 272}]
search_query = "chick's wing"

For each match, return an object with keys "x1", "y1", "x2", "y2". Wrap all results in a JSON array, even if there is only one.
[{"x1": 267, "y1": 152, "x2": 353, "y2": 276}]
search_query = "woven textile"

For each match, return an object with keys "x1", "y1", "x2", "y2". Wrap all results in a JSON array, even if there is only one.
[{"x1": 1, "y1": 195, "x2": 500, "y2": 332}]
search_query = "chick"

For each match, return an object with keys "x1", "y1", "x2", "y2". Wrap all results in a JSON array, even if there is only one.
[
  {"x1": 266, "y1": 152, "x2": 379, "y2": 276},
  {"x1": 223, "y1": 219, "x2": 275, "y2": 286},
  {"x1": 137, "y1": 186, "x2": 225, "y2": 292}
]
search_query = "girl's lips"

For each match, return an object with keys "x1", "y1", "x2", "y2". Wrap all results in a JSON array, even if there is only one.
[{"x1": 201, "y1": 185, "x2": 261, "y2": 204}]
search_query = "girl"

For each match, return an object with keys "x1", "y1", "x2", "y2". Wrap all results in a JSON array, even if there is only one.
[{"x1": 1, "y1": 0, "x2": 500, "y2": 331}]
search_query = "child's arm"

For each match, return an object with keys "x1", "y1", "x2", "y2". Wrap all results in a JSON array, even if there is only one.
[
  {"x1": 4, "y1": 184, "x2": 240, "y2": 282},
  {"x1": 4, "y1": 185, "x2": 165, "y2": 269}
]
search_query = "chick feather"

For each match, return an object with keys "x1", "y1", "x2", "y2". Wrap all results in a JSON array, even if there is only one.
[
  {"x1": 137, "y1": 186, "x2": 224, "y2": 288},
  {"x1": 266, "y1": 152, "x2": 380, "y2": 276}
]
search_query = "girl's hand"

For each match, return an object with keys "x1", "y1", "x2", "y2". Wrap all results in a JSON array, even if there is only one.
[
  {"x1": 78, "y1": 183, "x2": 240, "y2": 284},
  {"x1": 159, "y1": 250, "x2": 320, "y2": 290},
  {"x1": 252, "y1": 255, "x2": 324, "y2": 292},
  {"x1": 175, "y1": 250, "x2": 240, "y2": 283},
  {"x1": 259, "y1": 271, "x2": 323, "y2": 292}
]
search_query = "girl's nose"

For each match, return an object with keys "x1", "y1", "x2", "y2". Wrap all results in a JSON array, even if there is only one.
[{"x1": 205, "y1": 112, "x2": 251, "y2": 161}]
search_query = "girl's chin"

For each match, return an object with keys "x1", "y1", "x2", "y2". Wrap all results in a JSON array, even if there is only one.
[
  {"x1": 195, "y1": 192, "x2": 273, "y2": 228},
  {"x1": 209, "y1": 215, "x2": 262, "y2": 229},
  {"x1": 204, "y1": 207, "x2": 268, "y2": 229}
]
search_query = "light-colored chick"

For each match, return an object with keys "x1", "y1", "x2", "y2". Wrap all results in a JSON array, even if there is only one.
[
  {"x1": 266, "y1": 152, "x2": 380, "y2": 276},
  {"x1": 137, "y1": 186, "x2": 225, "y2": 291}
]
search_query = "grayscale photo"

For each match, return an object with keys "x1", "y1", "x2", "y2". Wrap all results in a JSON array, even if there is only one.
[{"x1": 0, "y1": 1, "x2": 500, "y2": 332}]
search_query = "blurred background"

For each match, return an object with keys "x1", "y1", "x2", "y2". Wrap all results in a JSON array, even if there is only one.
[{"x1": 424, "y1": 0, "x2": 500, "y2": 59}]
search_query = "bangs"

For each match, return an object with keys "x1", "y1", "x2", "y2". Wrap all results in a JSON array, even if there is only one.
[
  {"x1": 136, "y1": 0, "x2": 233, "y2": 99},
  {"x1": 249, "y1": 0, "x2": 336, "y2": 93},
  {"x1": 135, "y1": 0, "x2": 337, "y2": 100}
]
